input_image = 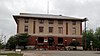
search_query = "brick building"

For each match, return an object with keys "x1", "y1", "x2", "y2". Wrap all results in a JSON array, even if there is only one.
[{"x1": 13, "y1": 13, "x2": 86, "y2": 50}]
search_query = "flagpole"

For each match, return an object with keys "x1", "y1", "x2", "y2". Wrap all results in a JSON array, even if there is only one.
[{"x1": 47, "y1": 0, "x2": 49, "y2": 14}]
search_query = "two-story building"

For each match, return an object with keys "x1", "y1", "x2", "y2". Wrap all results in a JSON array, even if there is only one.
[{"x1": 13, "y1": 13, "x2": 86, "y2": 50}]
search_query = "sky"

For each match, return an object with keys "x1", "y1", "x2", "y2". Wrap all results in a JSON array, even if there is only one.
[{"x1": 0, "y1": 0, "x2": 100, "y2": 41}]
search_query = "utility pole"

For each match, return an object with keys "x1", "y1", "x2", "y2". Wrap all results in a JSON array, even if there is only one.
[{"x1": 84, "y1": 18, "x2": 87, "y2": 50}]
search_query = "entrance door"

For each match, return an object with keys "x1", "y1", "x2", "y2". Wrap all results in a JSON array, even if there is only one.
[
  {"x1": 58, "y1": 38, "x2": 63, "y2": 44},
  {"x1": 48, "y1": 37, "x2": 54, "y2": 46},
  {"x1": 38, "y1": 37, "x2": 44, "y2": 43}
]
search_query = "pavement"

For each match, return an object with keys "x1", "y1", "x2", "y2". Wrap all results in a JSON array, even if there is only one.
[
  {"x1": 22, "y1": 51, "x2": 100, "y2": 56},
  {"x1": 1, "y1": 50, "x2": 100, "y2": 56}
]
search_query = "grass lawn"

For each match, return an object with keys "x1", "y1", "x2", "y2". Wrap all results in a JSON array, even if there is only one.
[{"x1": 0, "y1": 53, "x2": 23, "y2": 56}]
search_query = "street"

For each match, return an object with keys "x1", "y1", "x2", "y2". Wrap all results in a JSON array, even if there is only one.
[{"x1": 22, "y1": 51, "x2": 100, "y2": 56}]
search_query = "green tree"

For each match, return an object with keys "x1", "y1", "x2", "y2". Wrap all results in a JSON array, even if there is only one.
[
  {"x1": 15, "y1": 33, "x2": 30, "y2": 49},
  {"x1": 94, "y1": 27, "x2": 100, "y2": 48},
  {"x1": 6, "y1": 36, "x2": 16, "y2": 50},
  {"x1": 0, "y1": 40, "x2": 5, "y2": 49},
  {"x1": 7, "y1": 33, "x2": 30, "y2": 50},
  {"x1": 95, "y1": 27, "x2": 100, "y2": 41},
  {"x1": 83, "y1": 29, "x2": 100, "y2": 50},
  {"x1": 0, "y1": 40, "x2": 2, "y2": 49}
]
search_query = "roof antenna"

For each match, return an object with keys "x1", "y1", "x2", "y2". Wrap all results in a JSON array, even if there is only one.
[{"x1": 47, "y1": 0, "x2": 49, "y2": 14}]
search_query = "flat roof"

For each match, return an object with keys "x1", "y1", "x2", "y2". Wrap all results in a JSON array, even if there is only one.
[{"x1": 13, "y1": 13, "x2": 87, "y2": 21}]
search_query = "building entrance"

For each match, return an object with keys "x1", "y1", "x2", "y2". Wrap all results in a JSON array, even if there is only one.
[
  {"x1": 48, "y1": 37, "x2": 54, "y2": 46},
  {"x1": 58, "y1": 38, "x2": 63, "y2": 44},
  {"x1": 38, "y1": 37, "x2": 44, "y2": 43}
]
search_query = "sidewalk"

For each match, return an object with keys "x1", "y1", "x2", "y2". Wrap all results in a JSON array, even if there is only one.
[
  {"x1": 23, "y1": 53, "x2": 34, "y2": 56},
  {"x1": 23, "y1": 53, "x2": 43, "y2": 56}
]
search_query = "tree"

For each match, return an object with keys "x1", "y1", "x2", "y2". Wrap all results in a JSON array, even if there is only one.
[
  {"x1": 0, "y1": 40, "x2": 5, "y2": 49},
  {"x1": 6, "y1": 36, "x2": 16, "y2": 50},
  {"x1": 95, "y1": 27, "x2": 100, "y2": 41},
  {"x1": 83, "y1": 29, "x2": 100, "y2": 50},
  {"x1": 15, "y1": 33, "x2": 30, "y2": 49},
  {"x1": 0, "y1": 40, "x2": 2, "y2": 49},
  {"x1": 7, "y1": 33, "x2": 30, "y2": 50},
  {"x1": 94, "y1": 27, "x2": 100, "y2": 48}
]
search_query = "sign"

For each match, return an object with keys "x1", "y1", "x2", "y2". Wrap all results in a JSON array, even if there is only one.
[{"x1": 44, "y1": 39, "x2": 48, "y2": 42}]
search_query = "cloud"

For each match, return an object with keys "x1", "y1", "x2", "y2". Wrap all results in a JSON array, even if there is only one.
[
  {"x1": 0, "y1": 0, "x2": 16, "y2": 41},
  {"x1": 0, "y1": 0, "x2": 50, "y2": 41},
  {"x1": 51, "y1": 0, "x2": 100, "y2": 30},
  {"x1": 0, "y1": 0, "x2": 100, "y2": 41}
]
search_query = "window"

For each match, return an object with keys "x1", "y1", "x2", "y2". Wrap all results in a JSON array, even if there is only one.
[
  {"x1": 48, "y1": 20, "x2": 54, "y2": 24},
  {"x1": 24, "y1": 19, "x2": 29, "y2": 23},
  {"x1": 58, "y1": 27, "x2": 63, "y2": 34},
  {"x1": 39, "y1": 20, "x2": 44, "y2": 24},
  {"x1": 39, "y1": 26, "x2": 44, "y2": 33},
  {"x1": 72, "y1": 27, "x2": 76, "y2": 34},
  {"x1": 24, "y1": 25, "x2": 28, "y2": 32},
  {"x1": 72, "y1": 21, "x2": 76, "y2": 25},
  {"x1": 49, "y1": 27, "x2": 53, "y2": 33},
  {"x1": 66, "y1": 23, "x2": 68, "y2": 34},
  {"x1": 58, "y1": 20, "x2": 63, "y2": 24}
]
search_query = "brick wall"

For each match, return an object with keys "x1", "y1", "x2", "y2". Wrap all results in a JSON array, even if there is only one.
[{"x1": 27, "y1": 36, "x2": 82, "y2": 46}]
